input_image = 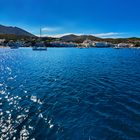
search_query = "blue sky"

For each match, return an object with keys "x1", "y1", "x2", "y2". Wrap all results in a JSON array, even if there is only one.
[{"x1": 0, "y1": 0, "x2": 140, "y2": 38}]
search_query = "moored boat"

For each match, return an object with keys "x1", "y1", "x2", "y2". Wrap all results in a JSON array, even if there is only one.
[
  {"x1": 32, "y1": 28, "x2": 47, "y2": 51},
  {"x1": 32, "y1": 42, "x2": 47, "y2": 51}
]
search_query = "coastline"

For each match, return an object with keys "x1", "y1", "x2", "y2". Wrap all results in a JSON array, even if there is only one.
[{"x1": 1, "y1": 46, "x2": 140, "y2": 49}]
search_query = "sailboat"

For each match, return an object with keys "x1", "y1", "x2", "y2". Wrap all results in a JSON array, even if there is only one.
[{"x1": 32, "y1": 28, "x2": 47, "y2": 51}]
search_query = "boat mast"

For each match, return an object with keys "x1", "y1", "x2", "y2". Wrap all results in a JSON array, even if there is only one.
[{"x1": 40, "y1": 28, "x2": 42, "y2": 41}]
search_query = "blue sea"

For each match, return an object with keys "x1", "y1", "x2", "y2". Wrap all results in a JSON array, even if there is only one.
[{"x1": 0, "y1": 48, "x2": 140, "y2": 140}]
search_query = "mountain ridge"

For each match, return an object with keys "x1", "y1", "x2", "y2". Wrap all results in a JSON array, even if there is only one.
[
  {"x1": 60, "y1": 34, "x2": 101, "y2": 43},
  {"x1": 0, "y1": 24, "x2": 35, "y2": 37}
]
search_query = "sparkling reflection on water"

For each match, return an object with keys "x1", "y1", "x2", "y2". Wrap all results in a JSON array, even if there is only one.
[{"x1": 0, "y1": 48, "x2": 140, "y2": 140}]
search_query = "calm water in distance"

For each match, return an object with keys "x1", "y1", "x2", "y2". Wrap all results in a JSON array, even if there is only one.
[{"x1": 0, "y1": 48, "x2": 140, "y2": 140}]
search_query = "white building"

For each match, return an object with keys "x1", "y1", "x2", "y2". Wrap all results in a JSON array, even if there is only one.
[
  {"x1": 50, "y1": 41, "x2": 78, "y2": 47},
  {"x1": 0, "y1": 39, "x2": 5, "y2": 45},
  {"x1": 95, "y1": 42, "x2": 112, "y2": 47},
  {"x1": 82, "y1": 39, "x2": 95, "y2": 48},
  {"x1": 81, "y1": 39, "x2": 113, "y2": 48},
  {"x1": 0, "y1": 39, "x2": 6, "y2": 46},
  {"x1": 117, "y1": 43, "x2": 134, "y2": 48}
]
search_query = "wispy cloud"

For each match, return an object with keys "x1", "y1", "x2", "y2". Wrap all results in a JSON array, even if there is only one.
[
  {"x1": 92, "y1": 32, "x2": 123, "y2": 38},
  {"x1": 41, "y1": 27, "x2": 61, "y2": 32},
  {"x1": 45, "y1": 33, "x2": 83, "y2": 38},
  {"x1": 36, "y1": 29, "x2": 124, "y2": 38},
  {"x1": 39, "y1": 32, "x2": 123, "y2": 38}
]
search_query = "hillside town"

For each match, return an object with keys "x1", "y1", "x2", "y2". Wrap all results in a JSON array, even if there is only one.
[
  {"x1": 0, "y1": 37, "x2": 139, "y2": 49},
  {"x1": 0, "y1": 25, "x2": 140, "y2": 49}
]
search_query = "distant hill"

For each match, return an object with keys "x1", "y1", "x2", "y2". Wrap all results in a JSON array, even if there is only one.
[
  {"x1": 60, "y1": 34, "x2": 140, "y2": 44},
  {"x1": 0, "y1": 25, "x2": 35, "y2": 37},
  {"x1": 60, "y1": 34, "x2": 101, "y2": 43}
]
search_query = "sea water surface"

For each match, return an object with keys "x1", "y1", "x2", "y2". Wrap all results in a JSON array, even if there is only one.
[{"x1": 0, "y1": 48, "x2": 140, "y2": 140}]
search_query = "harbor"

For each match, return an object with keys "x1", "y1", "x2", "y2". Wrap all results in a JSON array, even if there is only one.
[
  {"x1": 0, "y1": 37, "x2": 139, "y2": 49},
  {"x1": 1, "y1": 0, "x2": 140, "y2": 139}
]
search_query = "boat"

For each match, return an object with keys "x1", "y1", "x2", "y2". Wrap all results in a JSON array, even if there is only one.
[
  {"x1": 32, "y1": 28, "x2": 47, "y2": 51},
  {"x1": 32, "y1": 42, "x2": 47, "y2": 51}
]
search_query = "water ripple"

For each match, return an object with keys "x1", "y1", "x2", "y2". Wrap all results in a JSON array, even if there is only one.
[{"x1": 0, "y1": 48, "x2": 140, "y2": 140}]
